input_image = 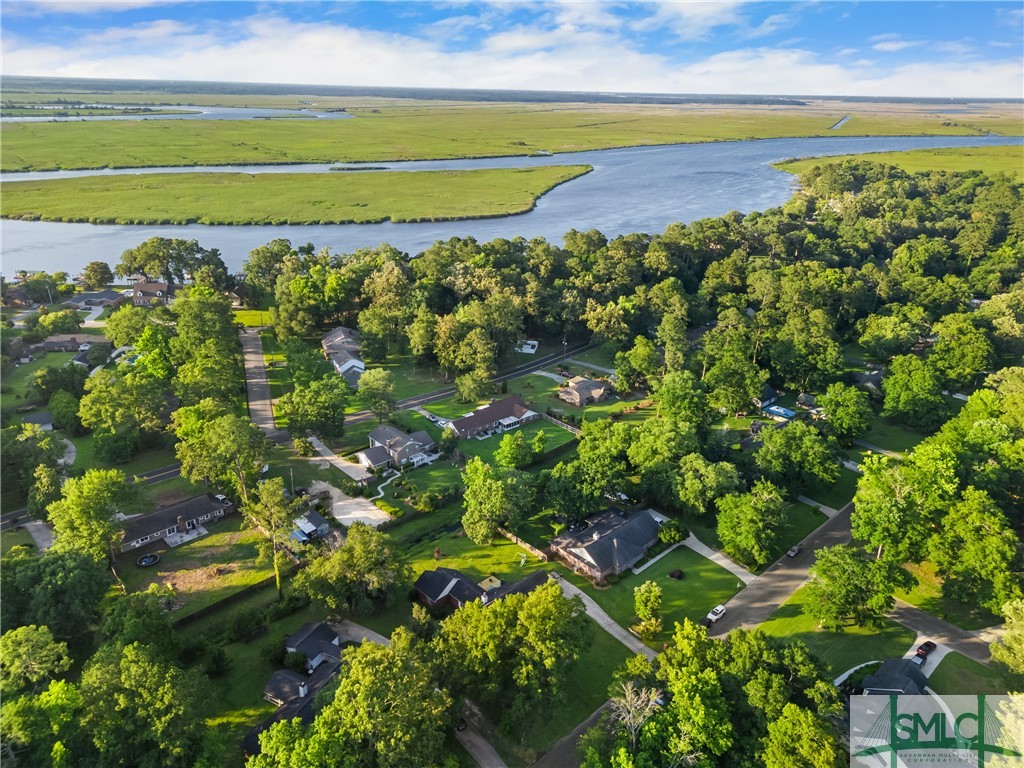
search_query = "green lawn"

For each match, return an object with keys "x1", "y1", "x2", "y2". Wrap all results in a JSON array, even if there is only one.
[
  {"x1": 0, "y1": 351, "x2": 75, "y2": 411},
  {"x1": 234, "y1": 308, "x2": 273, "y2": 328},
  {"x1": 897, "y1": 561, "x2": 1002, "y2": 631},
  {"x1": 859, "y1": 418, "x2": 927, "y2": 454},
  {"x1": 1, "y1": 166, "x2": 593, "y2": 225},
  {"x1": 801, "y1": 466, "x2": 860, "y2": 510},
  {"x1": 926, "y1": 652, "x2": 1011, "y2": 696},
  {"x1": 759, "y1": 586, "x2": 916, "y2": 678},
  {"x1": 568, "y1": 347, "x2": 616, "y2": 370},
  {"x1": 565, "y1": 546, "x2": 745, "y2": 647},
  {"x1": 1, "y1": 528, "x2": 36, "y2": 555},
  {"x1": 116, "y1": 515, "x2": 275, "y2": 619},
  {"x1": 775, "y1": 144, "x2": 1024, "y2": 181},
  {"x1": 458, "y1": 420, "x2": 576, "y2": 464},
  {"x1": 69, "y1": 434, "x2": 179, "y2": 475},
  {"x1": 421, "y1": 373, "x2": 568, "y2": 421}
]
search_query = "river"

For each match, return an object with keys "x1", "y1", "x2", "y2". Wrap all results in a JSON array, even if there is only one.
[
  {"x1": 1, "y1": 105, "x2": 354, "y2": 122},
  {"x1": 2, "y1": 134, "x2": 1020, "y2": 274}
]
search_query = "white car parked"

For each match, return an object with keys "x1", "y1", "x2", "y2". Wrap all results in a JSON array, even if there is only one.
[{"x1": 707, "y1": 605, "x2": 727, "y2": 623}]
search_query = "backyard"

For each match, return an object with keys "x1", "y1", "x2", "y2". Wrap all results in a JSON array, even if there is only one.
[
  {"x1": 897, "y1": 561, "x2": 1001, "y2": 631},
  {"x1": 116, "y1": 515, "x2": 276, "y2": 619},
  {"x1": 759, "y1": 585, "x2": 915, "y2": 678},
  {"x1": 926, "y1": 652, "x2": 1011, "y2": 695}
]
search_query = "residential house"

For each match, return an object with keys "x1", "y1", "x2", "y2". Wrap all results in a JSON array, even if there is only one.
[
  {"x1": 2, "y1": 285, "x2": 35, "y2": 308},
  {"x1": 21, "y1": 411, "x2": 54, "y2": 431},
  {"x1": 62, "y1": 290, "x2": 126, "y2": 311},
  {"x1": 119, "y1": 493, "x2": 233, "y2": 553},
  {"x1": 263, "y1": 670, "x2": 309, "y2": 707},
  {"x1": 358, "y1": 425, "x2": 436, "y2": 468},
  {"x1": 130, "y1": 282, "x2": 181, "y2": 306},
  {"x1": 285, "y1": 622, "x2": 341, "y2": 673},
  {"x1": 861, "y1": 660, "x2": 929, "y2": 696},
  {"x1": 290, "y1": 510, "x2": 331, "y2": 544},
  {"x1": 558, "y1": 377, "x2": 610, "y2": 407},
  {"x1": 753, "y1": 384, "x2": 778, "y2": 409},
  {"x1": 551, "y1": 508, "x2": 662, "y2": 581},
  {"x1": 448, "y1": 396, "x2": 538, "y2": 439},
  {"x1": 320, "y1": 327, "x2": 365, "y2": 389},
  {"x1": 414, "y1": 567, "x2": 549, "y2": 611},
  {"x1": 27, "y1": 334, "x2": 110, "y2": 355}
]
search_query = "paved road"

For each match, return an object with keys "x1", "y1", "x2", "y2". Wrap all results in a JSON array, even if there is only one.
[
  {"x1": 853, "y1": 438, "x2": 903, "y2": 458},
  {"x1": 531, "y1": 703, "x2": 609, "y2": 768},
  {"x1": 710, "y1": 503, "x2": 854, "y2": 636}
]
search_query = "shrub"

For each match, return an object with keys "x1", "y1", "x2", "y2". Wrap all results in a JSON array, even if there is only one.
[
  {"x1": 204, "y1": 646, "x2": 231, "y2": 678},
  {"x1": 658, "y1": 519, "x2": 688, "y2": 545},
  {"x1": 223, "y1": 607, "x2": 264, "y2": 643},
  {"x1": 264, "y1": 591, "x2": 310, "y2": 622},
  {"x1": 630, "y1": 617, "x2": 663, "y2": 641},
  {"x1": 284, "y1": 651, "x2": 308, "y2": 674},
  {"x1": 374, "y1": 500, "x2": 403, "y2": 518},
  {"x1": 260, "y1": 636, "x2": 287, "y2": 666},
  {"x1": 293, "y1": 436, "x2": 314, "y2": 456}
]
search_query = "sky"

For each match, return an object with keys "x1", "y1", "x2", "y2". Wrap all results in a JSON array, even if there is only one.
[{"x1": 2, "y1": 1, "x2": 1023, "y2": 98}]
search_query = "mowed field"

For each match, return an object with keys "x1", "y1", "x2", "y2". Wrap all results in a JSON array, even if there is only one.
[
  {"x1": 0, "y1": 165, "x2": 591, "y2": 225},
  {"x1": 3, "y1": 103, "x2": 1019, "y2": 172},
  {"x1": 776, "y1": 144, "x2": 1024, "y2": 180}
]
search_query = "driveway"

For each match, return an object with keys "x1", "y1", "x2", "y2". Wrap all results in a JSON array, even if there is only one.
[
  {"x1": 710, "y1": 503, "x2": 854, "y2": 635},
  {"x1": 239, "y1": 330, "x2": 288, "y2": 442},
  {"x1": 553, "y1": 574, "x2": 656, "y2": 661},
  {"x1": 308, "y1": 479, "x2": 390, "y2": 528},
  {"x1": 890, "y1": 600, "x2": 993, "y2": 664}
]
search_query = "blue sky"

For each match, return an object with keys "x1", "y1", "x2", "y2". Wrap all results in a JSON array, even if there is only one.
[{"x1": 3, "y1": 1, "x2": 1022, "y2": 97}]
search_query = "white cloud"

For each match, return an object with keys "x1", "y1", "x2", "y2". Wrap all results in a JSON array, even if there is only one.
[
  {"x1": 632, "y1": 1, "x2": 748, "y2": 41},
  {"x1": 872, "y1": 39, "x2": 924, "y2": 52},
  {"x1": 3, "y1": 0, "x2": 179, "y2": 15},
  {"x1": 837, "y1": 47, "x2": 857, "y2": 57},
  {"x1": 2, "y1": 11, "x2": 1021, "y2": 98}
]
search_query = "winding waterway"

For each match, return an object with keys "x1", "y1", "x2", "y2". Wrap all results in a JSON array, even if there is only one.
[
  {"x1": 2, "y1": 134, "x2": 1020, "y2": 274},
  {"x1": 1, "y1": 105, "x2": 354, "y2": 122}
]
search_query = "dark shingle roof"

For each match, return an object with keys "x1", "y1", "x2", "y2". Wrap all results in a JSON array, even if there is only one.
[
  {"x1": 554, "y1": 509, "x2": 661, "y2": 575},
  {"x1": 263, "y1": 669, "x2": 307, "y2": 704},
  {"x1": 21, "y1": 411, "x2": 53, "y2": 426},
  {"x1": 414, "y1": 568, "x2": 485, "y2": 605},
  {"x1": 122, "y1": 494, "x2": 231, "y2": 542},
  {"x1": 863, "y1": 660, "x2": 929, "y2": 695},
  {"x1": 357, "y1": 445, "x2": 392, "y2": 467},
  {"x1": 489, "y1": 570, "x2": 550, "y2": 600},
  {"x1": 449, "y1": 396, "x2": 533, "y2": 435},
  {"x1": 286, "y1": 622, "x2": 339, "y2": 658}
]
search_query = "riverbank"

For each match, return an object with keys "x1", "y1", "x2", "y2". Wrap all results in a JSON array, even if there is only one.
[
  {"x1": 0, "y1": 165, "x2": 592, "y2": 226},
  {"x1": 772, "y1": 144, "x2": 1024, "y2": 181},
  {"x1": 4, "y1": 103, "x2": 1020, "y2": 173}
]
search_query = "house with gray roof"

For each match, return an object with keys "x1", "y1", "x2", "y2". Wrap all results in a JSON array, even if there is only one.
[
  {"x1": 359, "y1": 425, "x2": 435, "y2": 468},
  {"x1": 551, "y1": 508, "x2": 662, "y2": 581},
  {"x1": 130, "y1": 282, "x2": 180, "y2": 306},
  {"x1": 285, "y1": 622, "x2": 341, "y2": 673},
  {"x1": 120, "y1": 493, "x2": 233, "y2": 553},
  {"x1": 21, "y1": 411, "x2": 54, "y2": 431},
  {"x1": 862, "y1": 660, "x2": 929, "y2": 696},
  {"x1": 63, "y1": 290, "x2": 126, "y2": 311},
  {"x1": 448, "y1": 396, "x2": 538, "y2": 439},
  {"x1": 558, "y1": 377, "x2": 610, "y2": 407},
  {"x1": 414, "y1": 567, "x2": 550, "y2": 611},
  {"x1": 321, "y1": 327, "x2": 365, "y2": 389}
]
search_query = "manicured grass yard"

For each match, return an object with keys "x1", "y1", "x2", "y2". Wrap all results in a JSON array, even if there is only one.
[
  {"x1": 568, "y1": 347, "x2": 616, "y2": 370},
  {"x1": 926, "y1": 652, "x2": 1011, "y2": 696},
  {"x1": 117, "y1": 515, "x2": 274, "y2": 619},
  {"x1": 1, "y1": 528, "x2": 36, "y2": 555},
  {"x1": 565, "y1": 546, "x2": 745, "y2": 647},
  {"x1": 801, "y1": 466, "x2": 860, "y2": 510},
  {"x1": 860, "y1": 417, "x2": 927, "y2": 454},
  {"x1": 0, "y1": 351, "x2": 75, "y2": 411},
  {"x1": 459, "y1": 420, "x2": 576, "y2": 463},
  {"x1": 759, "y1": 585, "x2": 915, "y2": 678},
  {"x1": 897, "y1": 561, "x2": 1001, "y2": 631}
]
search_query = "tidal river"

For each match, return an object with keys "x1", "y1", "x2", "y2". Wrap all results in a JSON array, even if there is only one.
[{"x1": 2, "y1": 134, "x2": 1020, "y2": 274}]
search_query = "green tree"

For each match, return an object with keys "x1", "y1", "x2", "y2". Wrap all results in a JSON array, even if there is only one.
[
  {"x1": 27, "y1": 363, "x2": 88, "y2": 405},
  {"x1": 357, "y1": 368, "x2": 397, "y2": 422},
  {"x1": 102, "y1": 585, "x2": 179, "y2": 660},
  {"x1": 276, "y1": 375, "x2": 349, "y2": 439},
  {"x1": 632, "y1": 581, "x2": 664, "y2": 640},
  {"x1": 28, "y1": 463, "x2": 63, "y2": 518},
  {"x1": 36, "y1": 309, "x2": 83, "y2": 337},
  {"x1": 81, "y1": 261, "x2": 114, "y2": 290},
  {"x1": 817, "y1": 382, "x2": 873, "y2": 446},
  {"x1": 48, "y1": 469, "x2": 148, "y2": 560},
  {"x1": 656, "y1": 370, "x2": 709, "y2": 429},
  {"x1": 173, "y1": 338, "x2": 241, "y2": 405},
  {"x1": 407, "y1": 304, "x2": 438, "y2": 361},
  {"x1": 282, "y1": 337, "x2": 332, "y2": 388},
  {"x1": 48, "y1": 389, "x2": 84, "y2": 435},
  {"x1": 882, "y1": 354, "x2": 949, "y2": 429},
  {"x1": 930, "y1": 487, "x2": 1022, "y2": 615},
  {"x1": 991, "y1": 599, "x2": 1024, "y2": 677},
  {"x1": 0, "y1": 626, "x2": 72, "y2": 696},
  {"x1": 716, "y1": 480, "x2": 786, "y2": 568},
  {"x1": 673, "y1": 453, "x2": 742, "y2": 517},
  {"x1": 706, "y1": 346, "x2": 769, "y2": 415},
  {"x1": 79, "y1": 642, "x2": 209, "y2": 768},
  {"x1": 104, "y1": 304, "x2": 151, "y2": 348},
  {"x1": 133, "y1": 323, "x2": 176, "y2": 382},
  {"x1": 755, "y1": 421, "x2": 840, "y2": 491},
  {"x1": 0, "y1": 423, "x2": 65, "y2": 497},
  {"x1": 804, "y1": 544, "x2": 912, "y2": 629},
  {"x1": 0, "y1": 547, "x2": 110, "y2": 647},
  {"x1": 493, "y1": 430, "x2": 533, "y2": 470},
  {"x1": 544, "y1": 460, "x2": 603, "y2": 524},
  {"x1": 858, "y1": 307, "x2": 927, "y2": 362},
  {"x1": 761, "y1": 703, "x2": 842, "y2": 768},
  {"x1": 929, "y1": 313, "x2": 995, "y2": 390},
  {"x1": 295, "y1": 522, "x2": 411, "y2": 616},
  {"x1": 461, "y1": 458, "x2": 535, "y2": 543},
  {"x1": 434, "y1": 580, "x2": 588, "y2": 733},
  {"x1": 117, "y1": 236, "x2": 221, "y2": 284},
  {"x1": 175, "y1": 413, "x2": 272, "y2": 504},
  {"x1": 244, "y1": 477, "x2": 301, "y2": 597},
  {"x1": 243, "y1": 239, "x2": 294, "y2": 295},
  {"x1": 251, "y1": 628, "x2": 450, "y2": 768},
  {"x1": 615, "y1": 336, "x2": 662, "y2": 391},
  {"x1": 79, "y1": 369, "x2": 167, "y2": 458}
]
